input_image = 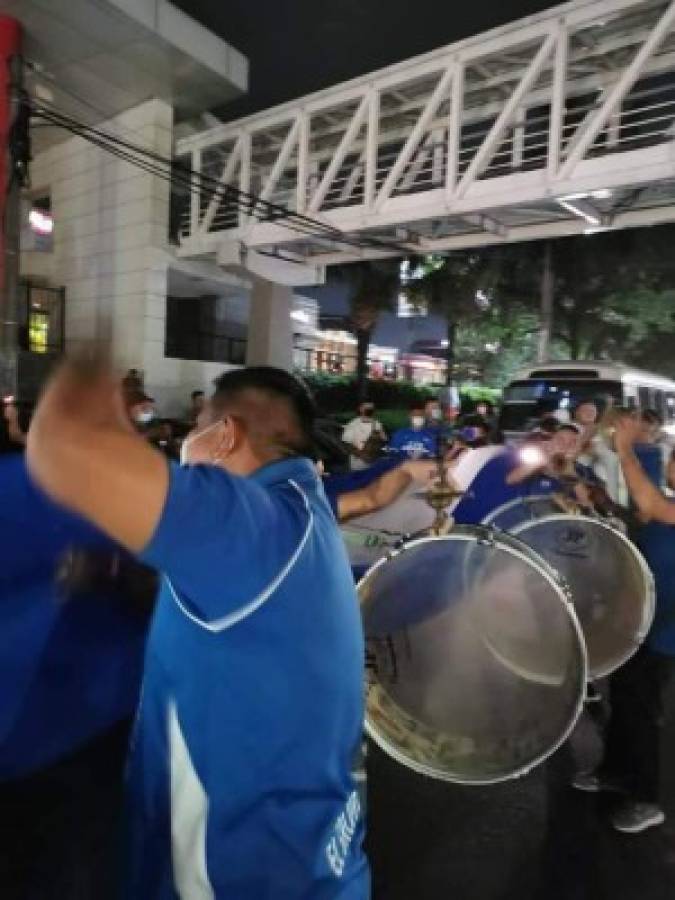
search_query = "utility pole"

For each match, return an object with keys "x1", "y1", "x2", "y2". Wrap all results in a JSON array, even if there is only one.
[
  {"x1": 0, "y1": 18, "x2": 23, "y2": 398},
  {"x1": 537, "y1": 240, "x2": 554, "y2": 363}
]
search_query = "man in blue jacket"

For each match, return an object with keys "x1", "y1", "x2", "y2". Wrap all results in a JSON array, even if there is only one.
[
  {"x1": 27, "y1": 363, "x2": 369, "y2": 899},
  {"x1": 570, "y1": 416, "x2": 675, "y2": 834},
  {"x1": 0, "y1": 453, "x2": 150, "y2": 897}
]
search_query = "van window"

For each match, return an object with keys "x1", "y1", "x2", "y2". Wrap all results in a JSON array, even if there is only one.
[
  {"x1": 500, "y1": 379, "x2": 621, "y2": 432},
  {"x1": 638, "y1": 387, "x2": 651, "y2": 409}
]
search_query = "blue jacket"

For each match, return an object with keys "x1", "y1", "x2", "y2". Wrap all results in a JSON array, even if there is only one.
[
  {"x1": 0, "y1": 455, "x2": 149, "y2": 779},
  {"x1": 634, "y1": 516, "x2": 675, "y2": 656}
]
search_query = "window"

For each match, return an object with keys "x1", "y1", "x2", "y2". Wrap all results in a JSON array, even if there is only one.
[{"x1": 165, "y1": 295, "x2": 246, "y2": 364}]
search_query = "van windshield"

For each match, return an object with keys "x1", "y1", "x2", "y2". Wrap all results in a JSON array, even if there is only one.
[{"x1": 499, "y1": 379, "x2": 622, "y2": 432}]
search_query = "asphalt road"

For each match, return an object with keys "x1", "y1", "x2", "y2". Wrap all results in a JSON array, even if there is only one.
[{"x1": 366, "y1": 683, "x2": 675, "y2": 900}]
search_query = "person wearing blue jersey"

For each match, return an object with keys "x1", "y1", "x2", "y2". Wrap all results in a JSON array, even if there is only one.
[
  {"x1": 27, "y1": 362, "x2": 369, "y2": 899},
  {"x1": 569, "y1": 415, "x2": 675, "y2": 834},
  {"x1": 388, "y1": 403, "x2": 437, "y2": 459},
  {"x1": 0, "y1": 453, "x2": 151, "y2": 898}
]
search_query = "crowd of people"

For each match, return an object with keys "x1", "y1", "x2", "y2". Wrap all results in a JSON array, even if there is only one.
[
  {"x1": 2, "y1": 364, "x2": 675, "y2": 897},
  {"x1": 338, "y1": 393, "x2": 675, "y2": 836}
]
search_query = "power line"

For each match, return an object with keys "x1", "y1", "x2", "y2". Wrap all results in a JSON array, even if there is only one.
[{"x1": 29, "y1": 100, "x2": 413, "y2": 259}]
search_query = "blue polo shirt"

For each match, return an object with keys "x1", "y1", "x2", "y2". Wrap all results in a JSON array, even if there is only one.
[
  {"x1": 128, "y1": 458, "x2": 368, "y2": 899},
  {"x1": 0, "y1": 455, "x2": 148, "y2": 779}
]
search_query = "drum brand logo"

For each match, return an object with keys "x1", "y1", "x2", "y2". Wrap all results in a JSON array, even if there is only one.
[{"x1": 554, "y1": 526, "x2": 590, "y2": 559}]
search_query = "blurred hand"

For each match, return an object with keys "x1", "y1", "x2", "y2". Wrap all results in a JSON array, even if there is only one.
[
  {"x1": 614, "y1": 415, "x2": 642, "y2": 455},
  {"x1": 3, "y1": 401, "x2": 18, "y2": 425},
  {"x1": 401, "y1": 459, "x2": 439, "y2": 486}
]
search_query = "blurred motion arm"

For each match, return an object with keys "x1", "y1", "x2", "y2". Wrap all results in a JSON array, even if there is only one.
[{"x1": 26, "y1": 360, "x2": 169, "y2": 553}]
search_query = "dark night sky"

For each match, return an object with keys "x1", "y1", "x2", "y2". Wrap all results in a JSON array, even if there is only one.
[
  {"x1": 175, "y1": 0, "x2": 562, "y2": 122},
  {"x1": 173, "y1": 1, "x2": 562, "y2": 349}
]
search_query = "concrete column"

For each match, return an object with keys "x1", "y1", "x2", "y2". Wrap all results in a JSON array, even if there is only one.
[{"x1": 246, "y1": 278, "x2": 293, "y2": 370}]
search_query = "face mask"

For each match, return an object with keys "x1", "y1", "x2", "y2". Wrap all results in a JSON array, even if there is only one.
[
  {"x1": 180, "y1": 421, "x2": 223, "y2": 466},
  {"x1": 135, "y1": 410, "x2": 154, "y2": 425},
  {"x1": 411, "y1": 416, "x2": 425, "y2": 430},
  {"x1": 430, "y1": 408, "x2": 442, "y2": 421}
]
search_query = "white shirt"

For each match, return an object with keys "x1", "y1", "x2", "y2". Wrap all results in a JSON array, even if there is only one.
[{"x1": 342, "y1": 417, "x2": 386, "y2": 470}]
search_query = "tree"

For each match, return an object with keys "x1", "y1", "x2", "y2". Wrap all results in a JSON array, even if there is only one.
[
  {"x1": 544, "y1": 234, "x2": 675, "y2": 360},
  {"x1": 403, "y1": 251, "x2": 503, "y2": 385},
  {"x1": 336, "y1": 260, "x2": 401, "y2": 401}
]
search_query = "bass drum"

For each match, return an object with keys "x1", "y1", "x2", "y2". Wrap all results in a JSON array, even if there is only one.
[
  {"x1": 484, "y1": 500, "x2": 655, "y2": 679},
  {"x1": 360, "y1": 527, "x2": 587, "y2": 784}
]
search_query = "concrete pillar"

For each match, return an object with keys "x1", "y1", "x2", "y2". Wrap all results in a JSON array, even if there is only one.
[{"x1": 246, "y1": 278, "x2": 293, "y2": 370}]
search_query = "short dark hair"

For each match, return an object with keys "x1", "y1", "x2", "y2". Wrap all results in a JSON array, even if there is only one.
[
  {"x1": 191, "y1": 390, "x2": 205, "y2": 401},
  {"x1": 211, "y1": 366, "x2": 317, "y2": 460},
  {"x1": 538, "y1": 416, "x2": 560, "y2": 435},
  {"x1": 641, "y1": 408, "x2": 663, "y2": 427}
]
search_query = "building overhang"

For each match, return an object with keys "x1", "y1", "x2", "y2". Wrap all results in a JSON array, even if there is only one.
[{"x1": 5, "y1": 0, "x2": 248, "y2": 151}]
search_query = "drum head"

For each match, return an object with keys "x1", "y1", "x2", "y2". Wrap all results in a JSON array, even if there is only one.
[
  {"x1": 509, "y1": 516, "x2": 655, "y2": 679},
  {"x1": 360, "y1": 528, "x2": 586, "y2": 784},
  {"x1": 341, "y1": 525, "x2": 401, "y2": 570}
]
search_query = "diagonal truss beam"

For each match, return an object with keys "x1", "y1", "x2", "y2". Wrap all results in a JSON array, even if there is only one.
[
  {"x1": 454, "y1": 32, "x2": 556, "y2": 199},
  {"x1": 559, "y1": 0, "x2": 675, "y2": 178},
  {"x1": 258, "y1": 116, "x2": 301, "y2": 203},
  {"x1": 307, "y1": 94, "x2": 370, "y2": 213},
  {"x1": 375, "y1": 65, "x2": 455, "y2": 211},
  {"x1": 199, "y1": 137, "x2": 243, "y2": 235}
]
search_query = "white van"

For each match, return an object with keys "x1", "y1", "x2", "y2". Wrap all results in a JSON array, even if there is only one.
[{"x1": 499, "y1": 362, "x2": 675, "y2": 440}]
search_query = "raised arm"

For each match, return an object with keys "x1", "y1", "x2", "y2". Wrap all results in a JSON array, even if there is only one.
[
  {"x1": 615, "y1": 416, "x2": 675, "y2": 525},
  {"x1": 337, "y1": 460, "x2": 437, "y2": 521},
  {"x1": 27, "y1": 360, "x2": 169, "y2": 552}
]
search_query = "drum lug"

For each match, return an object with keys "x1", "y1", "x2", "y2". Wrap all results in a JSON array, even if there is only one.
[{"x1": 476, "y1": 526, "x2": 496, "y2": 548}]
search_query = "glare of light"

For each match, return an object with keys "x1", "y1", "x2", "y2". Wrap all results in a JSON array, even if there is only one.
[
  {"x1": 441, "y1": 339, "x2": 449, "y2": 347},
  {"x1": 584, "y1": 226, "x2": 612, "y2": 236},
  {"x1": 591, "y1": 189, "x2": 612, "y2": 199},
  {"x1": 29, "y1": 209, "x2": 53, "y2": 235},
  {"x1": 291, "y1": 310, "x2": 310, "y2": 324},
  {"x1": 484, "y1": 342, "x2": 500, "y2": 353},
  {"x1": 520, "y1": 445, "x2": 547, "y2": 467}
]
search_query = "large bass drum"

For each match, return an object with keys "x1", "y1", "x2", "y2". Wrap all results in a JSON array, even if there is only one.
[
  {"x1": 360, "y1": 527, "x2": 587, "y2": 784},
  {"x1": 483, "y1": 498, "x2": 655, "y2": 679}
]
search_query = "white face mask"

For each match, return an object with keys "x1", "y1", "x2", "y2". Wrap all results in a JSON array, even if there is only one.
[
  {"x1": 180, "y1": 421, "x2": 224, "y2": 466},
  {"x1": 135, "y1": 410, "x2": 154, "y2": 425},
  {"x1": 411, "y1": 415, "x2": 425, "y2": 430},
  {"x1": 430, "y1": 408, "x2": 442, "y2": 421}
]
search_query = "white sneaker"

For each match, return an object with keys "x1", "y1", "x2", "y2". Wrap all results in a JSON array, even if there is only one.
[{"x1": 612, "y1": 802, "x2": 665, "y2": 834}]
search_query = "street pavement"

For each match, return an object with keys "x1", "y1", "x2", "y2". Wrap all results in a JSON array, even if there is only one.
[{"x1": 366, "y1": 681, "x2": 675, "y2": 900}]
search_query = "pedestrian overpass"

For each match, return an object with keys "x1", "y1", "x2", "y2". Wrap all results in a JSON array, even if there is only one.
[{"x1": 175, "y1": 0, "x2": 675, "y2": 284}]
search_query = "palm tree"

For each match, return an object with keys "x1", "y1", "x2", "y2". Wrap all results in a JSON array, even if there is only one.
[{"x1": 337, "y1": 260, "x2": 401, "y2": 401}]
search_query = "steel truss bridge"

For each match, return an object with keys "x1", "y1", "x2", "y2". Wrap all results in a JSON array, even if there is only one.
[{"x1": 175, "y1": 0, "x2": 675, "y2": 282}]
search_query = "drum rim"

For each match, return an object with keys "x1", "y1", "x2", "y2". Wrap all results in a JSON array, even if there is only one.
[
  {"x1": 509, "y1": 513, "x2": 656, "y2": 679},
  {"x1": 359, "y1": 528, "x2": 589, "y2": 785},
  {"x1": 481, "y1": 494, "x2": 563, "y2": 528}
]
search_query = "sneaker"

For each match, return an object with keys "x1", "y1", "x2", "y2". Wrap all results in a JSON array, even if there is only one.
[
  {"x1": 612, "y1": 802, "x2": 665, "y2": 834},
  {"x1": 571, "y1": 772, "x2": 623, "y2": 793}
]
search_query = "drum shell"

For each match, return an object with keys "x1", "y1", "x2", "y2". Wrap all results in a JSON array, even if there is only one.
[{"x1": 359, "y1": 527, "x2": 587, "y2": 784}]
